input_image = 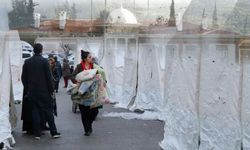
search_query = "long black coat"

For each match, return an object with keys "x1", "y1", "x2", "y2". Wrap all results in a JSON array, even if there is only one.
[
  {"x1": 21, "y1": 54, "x2": 55, "y2": 132},
  {"x1": 22, "y1": 54, "x2": 54, "y2": 96}
]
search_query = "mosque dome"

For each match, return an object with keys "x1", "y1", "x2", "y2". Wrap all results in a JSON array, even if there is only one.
[{"x1": 107, "y1": 6, "x2": 138, "y2": 25}]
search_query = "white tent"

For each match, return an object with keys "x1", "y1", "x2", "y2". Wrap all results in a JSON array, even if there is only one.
[
  {"x1": 130, "y1": 44, "x2": 165, "y2": 111},
  {"x1": 242, "y1": 52, "x2": 250, "y2": 149},
  {"x1": 198, "y1": 43, "x2": 241, "y2": 150},
  {"x1": 160, "y1": 44, "x2": 200, "y2": 150},
  {"x1": 100, "y1": 32, "x2": 246, "y2": 150},
  {"x1": 237, "y1": 40, "x2": 250, "y2": 150},
  {"x1": 120, "y1": 39, "x2": 138, "y2": 108},
  {"x1": 0, "y1": 1, "x2": 18, "y2": 148},
  {"x1": 0, "y1": 31, "x2": 19, "y2": 149}
]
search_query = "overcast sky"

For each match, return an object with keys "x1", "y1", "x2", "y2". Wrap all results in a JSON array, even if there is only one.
[{"x1": 33, "y1": 0, "x2": 191, "y2": 19}]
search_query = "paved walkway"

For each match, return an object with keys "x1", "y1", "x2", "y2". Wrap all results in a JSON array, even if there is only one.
[{"x1": 12, "y1": 84, "x2": 164, "y2": 150}]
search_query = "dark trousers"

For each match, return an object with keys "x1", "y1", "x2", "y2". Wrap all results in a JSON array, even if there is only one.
[
  {"x1": 32, "y1": 102, "x2": 57, "y2": 136},
  {"x1": 79, "y1": 105, "x2": 99, "y2": 132},
  {"x1": 63, "y1": 77, "x2": 69, "y2": 87},
  {"x1": 54, "y1": 81, "x2": 59, "y2": 91}
]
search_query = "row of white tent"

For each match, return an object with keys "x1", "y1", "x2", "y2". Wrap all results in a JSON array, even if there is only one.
[
  {"x1": 82, "y1": 37, "x2": 250, "y2": 150},
  {"x1": 2, "y1": 32, "x2": 250, "y2": 150}
]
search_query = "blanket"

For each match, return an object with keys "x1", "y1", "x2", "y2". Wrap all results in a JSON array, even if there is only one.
[
  {"x1": 70, "y1": 69, "x2": 110, "y2": 108},
  {"x1": 75, "y1": 69, "x2": 97, "y2": 82}
]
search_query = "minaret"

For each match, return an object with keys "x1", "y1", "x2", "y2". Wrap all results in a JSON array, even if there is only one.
[
  {"x1": 168, "y1": 0, "x2": 176, "y2": 26},
  {"x1": 200, "y1": 8, "x2": 208, "y2": 30},
  {"x1": 212, "y1": 1, "x2": 219, "y2": 28}
]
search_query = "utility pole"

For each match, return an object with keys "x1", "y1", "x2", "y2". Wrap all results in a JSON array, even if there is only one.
[
  {"x1": 134, "y1": 0, "x2": 136, "y2": 11},
  {"x1": 90, "y1": 0, "x2": 93, "y2": 36},
  {"x1": 104, "y1": 0, "x2": 107, "y2": 36},
  {"x1": 105, "y1": 0, "x2": 107, "y2": 10},
  {"x1": 147, "y1": 0, "x2": 149, "y2": 17}
]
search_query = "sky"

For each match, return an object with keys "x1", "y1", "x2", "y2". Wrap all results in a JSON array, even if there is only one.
[{"x1": 33, "y1": 0, "x2": 191, "y2": 20}]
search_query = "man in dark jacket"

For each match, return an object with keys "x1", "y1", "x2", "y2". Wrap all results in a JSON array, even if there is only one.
[{"x1": 21, "y1": 43, "x2": 61, "y2": 139}]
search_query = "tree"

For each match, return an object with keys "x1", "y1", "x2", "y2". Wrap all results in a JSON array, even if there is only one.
[
  {"x1": 60, "y1": 43, "x2": 71, "y2": 60},
  {"x1": 71, "y1": 3, "x2": 77, "y2": 19},
  {"x1": 156, "y1": 16, "x2": 165, "y2": 25},
  {"x1": 8, "y1": 0, "x2": 38, "y2": 29},
  {"x1": 99, "y1": 9, "x2": 109, "y2": 21},
  {"x1": 91, "y1": 9, "x2": 110, "y2": 36}
]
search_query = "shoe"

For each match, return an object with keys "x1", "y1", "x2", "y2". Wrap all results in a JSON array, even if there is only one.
[
  {"x1": 34, "y1": 136, "x2": 40, "y2": 140},
  {"x1": 84, "y1": 132, "x2": 90, "y2": 136},
  {"x1": 52, "y1": 132, "x2": 61, "y2": 139},
  {"x1": 24, "y1": 130, "x2": 33, "y2": 135}
]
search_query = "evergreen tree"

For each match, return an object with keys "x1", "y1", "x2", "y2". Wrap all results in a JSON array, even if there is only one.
[
  {"x1": 71, "y1": 3, "x2": 77, "y2": 19},
  {"x1": 8, "y1": 0, "x2": 37, "y2": 29},
  {"x1": 99, "y1": 9, "x2": 109, "y2": 21}
]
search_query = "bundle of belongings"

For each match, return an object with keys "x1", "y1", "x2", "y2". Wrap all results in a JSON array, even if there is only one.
[{"x1": 67, "y1": 68, "x2": 110, "y2": 108}]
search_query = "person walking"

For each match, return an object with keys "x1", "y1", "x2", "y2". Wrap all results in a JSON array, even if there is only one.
[
  {"x1": 70, "y1": 66, "x2": 74, "y2": 74},
  {"x1": 53, "y1": 56, "x2": 62, "y2": 92},
  {"x1": 71, "y1": 50, "x2": 107, "y2": 136},
  {"x1": 62, "y1": 58, "x2": 71, "y2": 88},
  {"x1": 48, "y1": 57, "x2": 59, "y2": 117},
  {"x1": 21, "y1": 43, "x2": 61, "y2": 139}
]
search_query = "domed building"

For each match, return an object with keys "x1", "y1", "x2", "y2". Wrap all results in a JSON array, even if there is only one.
[{"x1": 106, "y1": 6, "x2": 139, "y2": 34}]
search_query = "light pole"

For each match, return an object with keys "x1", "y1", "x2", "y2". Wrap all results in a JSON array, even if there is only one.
[
  {"x1": 105, "y1": 0, "x2": 107, "y2": 10},
  {"x1": 90, "y1": 0, "x2": 93, "y2": 36},
  {"x1": 134, "y1": 0, "x2": 136, "y2": 12},
  {"x1": 147, "y1": 0, "x2": 149, "y2": 16}
]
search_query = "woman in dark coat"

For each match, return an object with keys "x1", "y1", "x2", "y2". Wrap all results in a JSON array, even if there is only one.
[
  {"x1": 71, "y1": 50, "x2": 99, "y2": 136},
  {"x1": 49, "y1": 57, "x2": 60, "y2": 116}
]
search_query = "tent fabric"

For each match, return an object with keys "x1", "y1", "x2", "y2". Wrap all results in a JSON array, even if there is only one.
[
  {"x1": 0, "y1": 31, "x2": 17, "y2": 148},
  {"x1": 8, "y1": 31, "x2": 23, "y2": 101},
  {"x1": 117, "y1": 39, "x2": 137, "y2": 108},
  {"x1": 5, "y1": 31, "x2": 18, "y2": 130},
  {"x1": 160, "y1": 44, "x2": 199, "y2": 150},
  {"x1": 241, "y1": 56, "x2": 250, "y2": 149},
  {"x1": 130, "y1": 44, "x2": 164, "y2": 111},
  {"x1": 0, "y1": 32, "x2": 4, "y2": 76},
  {"x1": 101, "y1": 38, "x2": 138, "y2": 108},
  {"x1": 102, "y1": 38, "x2": 121, "y2": 103},
  {"x1": 199, "y1": 44, "x2": 241, "y2": 150},
  {"x1": 66, "y1": 35, "x2": 250, "y2": 150}
]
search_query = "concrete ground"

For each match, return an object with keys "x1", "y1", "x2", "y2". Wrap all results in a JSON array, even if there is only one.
[{"x1": 12, "y1": 84, "x2": 164, "y2": 150}]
